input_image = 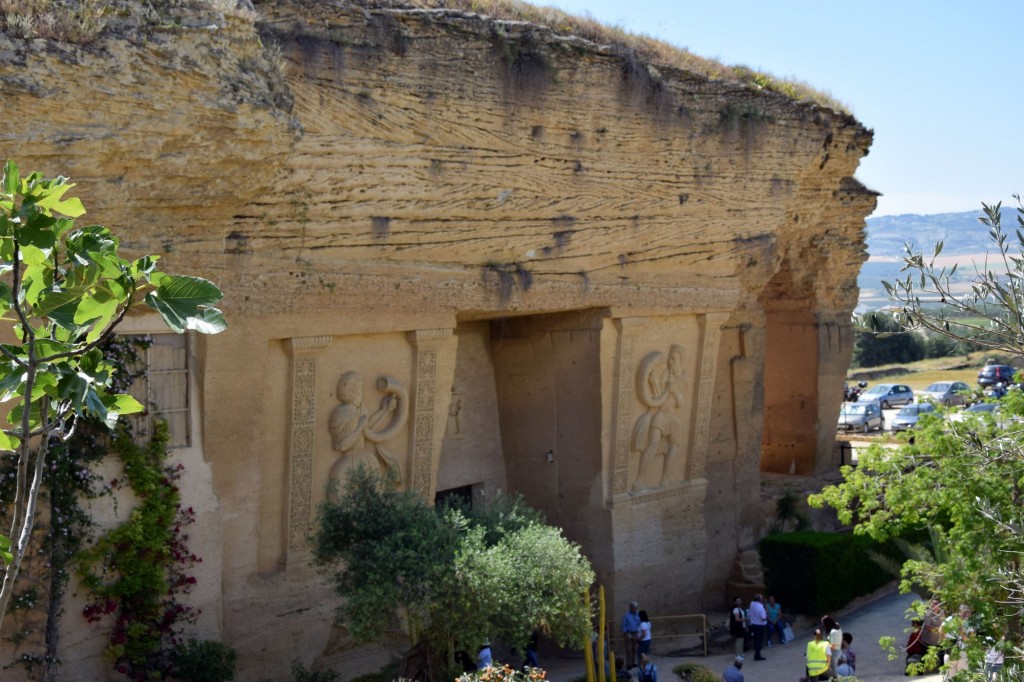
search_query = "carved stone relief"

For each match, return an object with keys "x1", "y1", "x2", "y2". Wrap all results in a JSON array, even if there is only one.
[
  {"x1": 408, "y1": 328, "x2": 452, "y2": 498},
  {"x1": 284, "y1": 335, "x2": 331, "y2": 565},
  {"x1": 447, "y1": 390, "x2": 464, "y2": 438},
  {"x1": 611, "y1": 317, "x2": 647, "y2": 496},
  {"x1": 327, "y1": 371, "x2": 409, "y2": 496},
  {"x1": 631, "y1": 344, "x2": 687, "y2": 492}
]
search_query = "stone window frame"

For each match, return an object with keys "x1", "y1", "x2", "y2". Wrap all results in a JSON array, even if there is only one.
[
  {"x1": 127, "y1": 333, "x2": 191, "y2": 449},
  {"x1": 115, "y1": 315, "x2": 201, "y2": 452}
]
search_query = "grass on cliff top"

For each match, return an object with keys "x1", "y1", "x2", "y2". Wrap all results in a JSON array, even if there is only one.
[
  {"x1": 365, "y1": 0, "x2": 850, "y2": 113},
  {"x1": 0, "y1": 0, "x2": 850, "y2": 114}
]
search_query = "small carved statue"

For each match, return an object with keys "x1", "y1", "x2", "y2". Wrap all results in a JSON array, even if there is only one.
[
  {"x1": 328, "y1": 371, "x2": 408, "y2": 496},
  {"x1": 631, "y1": 344, "x2": 686, "y2": 492},
  {"x1": 447, "y1": 391, "x2": 463, "y2": 437}
]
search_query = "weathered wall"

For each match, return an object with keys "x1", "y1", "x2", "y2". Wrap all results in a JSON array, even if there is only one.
[{"x1": 0, "y1": 0, "x2": 875, "y2": 678}]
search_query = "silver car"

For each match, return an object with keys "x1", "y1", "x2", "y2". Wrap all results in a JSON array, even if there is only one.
[
  {"x1": 860, "y1": 383, "x2": 915, "y2": 409},
  {"x1": 919, "y1": 381, "x2": 971, "y2": 406},
  {"x1": 890, "y1": 402, "x2": 936, "y2": 432},
  {"x1": 838, "y1": 401, "x2": 884, "y2": 433}
]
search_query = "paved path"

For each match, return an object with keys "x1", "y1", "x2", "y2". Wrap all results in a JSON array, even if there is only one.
[{"x1": 543, "y1": 591, "x2": 943, "y2": 682}]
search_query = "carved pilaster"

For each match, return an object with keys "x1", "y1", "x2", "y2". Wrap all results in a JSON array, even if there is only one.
[
  {"x1": 407, "y1": 329, "x2": 453, "y2": 499},
  {"x1": 611, "y1": 317, "x2": 648, "y2": 499},
  {"x1": 283, "y1": 335, "x2": 332, "y2": 567},
  {"x1": 689, "y1": 313, "x2": 729, "y2": 479}
]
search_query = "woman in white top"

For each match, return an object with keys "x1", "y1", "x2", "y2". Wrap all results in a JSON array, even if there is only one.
[{"x1": 637, "y1": 610, "x2": 653, "y2": 657}]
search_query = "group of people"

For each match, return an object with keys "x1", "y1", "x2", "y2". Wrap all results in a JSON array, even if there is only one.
[
  {"x1": 621, "y1": 601, "x2": 657, "y2": 682},
  {"x1": 729, "y1": 594, "x2": 788, "y2": 660},
  {"x1": 803, "y1": 616, "x2": 856, "y2": 681},
  {"x1": 905, "y1": 600, "x2": 1005, "y2": 681}
]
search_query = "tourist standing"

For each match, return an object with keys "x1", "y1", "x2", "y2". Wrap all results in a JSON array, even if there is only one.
[
  {"x1": 985, "y1": 634, "x2": 1006, "y2": 682},
  {"x1": 805, "y1": 629, "x2": 831, "y2": 682},
  {"x1": 943, "y1": 604, "x2": 976, "y2": 675},
  {"x1": 477, "y1": 642, "x2": 493, "y2": 670},
  {"x1": 765, "y1": 595, "x2": 783, "y2": 645},
  {"x1": 729, "y1": 596, "x2": 747, "y2": 656},
  {"x1": 748, "y1": 594, "x2": 767, "y2": 661},
  {"x1": 622, "y1": 600, "x2": 641, "y2": 668},
  {"x1": 821, "y1": 615, "x2": 842, "y2": 676},
  {"x1": 637, "y1": 610, "x2": 653, "y2": 658},
  {"x1": 921, "y1": 598, "x2": 945, "y2": 666},
  {"x1": 524, "y1": 630, "x2": 540, "y2": 669},
  {"x1": 722, "y1": 656, "x2": 744, "y2": 682}
]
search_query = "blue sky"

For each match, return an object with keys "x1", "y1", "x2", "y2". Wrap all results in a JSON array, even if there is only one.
[{"x1": 543, "y1": 0, "x2": 1023, "y2": 217}]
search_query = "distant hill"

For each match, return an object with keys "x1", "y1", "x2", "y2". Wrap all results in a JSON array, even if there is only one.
[
  {"x1": 866, "y1": 206, "x2": 1017, "y2": 257},
  {"x1": 858, "y1": 206, "x2": 1018, "y2": 310}
]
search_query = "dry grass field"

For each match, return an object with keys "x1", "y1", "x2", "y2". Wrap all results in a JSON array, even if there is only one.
[{"x1": 848, "y1": 351, "x2": 996, "y2": 392}]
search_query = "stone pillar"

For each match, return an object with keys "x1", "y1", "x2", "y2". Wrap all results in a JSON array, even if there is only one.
[
  {"x1": 689, "y1": 312, "x2": 730, "y2": 480},
  {"x1": 406, "y1": 328, "x2": 457, "y2": 500},
  {"x1": 816, "y1": 312, "x2": 855, "y2": 473},
  {"x1": 604, "y1": 312, "x2": 728, "y2": 614},
  {"x1": 282, "y1": 335, "x2": 332, "y2": 568}
]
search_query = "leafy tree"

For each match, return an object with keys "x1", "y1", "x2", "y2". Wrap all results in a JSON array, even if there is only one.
[
  {"x1": 852, "y1": 312, "x2": 925, "y2": 367},
  {"x1": 314, "y1": 468, "x2": 594, "y2": 681},
  {"x1": 0, "y1": 161, "x2": 226, "y2": 628},
  {"x1": 815, "y1": 197, "x2": 1024, "y2": 672}
]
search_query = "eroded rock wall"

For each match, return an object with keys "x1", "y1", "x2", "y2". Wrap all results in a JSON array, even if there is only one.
[{"x1": 0, "y1": 1, "x2": 874, "y2": 678}]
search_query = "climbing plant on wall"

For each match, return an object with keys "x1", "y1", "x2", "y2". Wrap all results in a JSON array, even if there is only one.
[{"x1": 77, "y1": 422, "x2": 213, "y2": 681}]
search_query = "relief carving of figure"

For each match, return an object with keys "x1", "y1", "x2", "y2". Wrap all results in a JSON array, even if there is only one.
[
  {"x1": 328, "y1": 371, "x2": 409, "y2": 496},
  {"x1": 447, "y1": 391, "x2": 463, "y2": 438},
  {"x1": 631, "y1": 344, "x2": 686, "y2": 492}
]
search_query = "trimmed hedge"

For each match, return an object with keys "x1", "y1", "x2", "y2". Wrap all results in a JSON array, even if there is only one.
[{"x1": 759, "y1": 531, "x2": 896, "y2": 614}]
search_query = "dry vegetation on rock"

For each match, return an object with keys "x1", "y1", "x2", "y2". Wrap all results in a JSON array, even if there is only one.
[{"x1": 0, "y1": 0, "x2": 848, "y2": 113}]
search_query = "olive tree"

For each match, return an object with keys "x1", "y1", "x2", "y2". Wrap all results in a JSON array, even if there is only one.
[
  {"x1": 314, "y1": 467, "x2": 595, "y2": 680},
  {"x1": 0, "y1": 161, "x2": 226, "y2": 628},
  {"x1": 814, "y1": 197, "x2": 1024, "y2": 670},
  {"x1": 879, "y1": 196, "x2": 1024, "y2": 355}
]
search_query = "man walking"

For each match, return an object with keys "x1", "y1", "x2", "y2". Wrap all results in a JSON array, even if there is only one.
[{"x1": 748, "y1": 594, "x2": 767, "y2": 661}]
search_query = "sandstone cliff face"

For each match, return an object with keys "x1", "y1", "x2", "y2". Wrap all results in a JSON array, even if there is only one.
[{"x1": 0, "y1": 1, "x2": 874, "y2": 678}]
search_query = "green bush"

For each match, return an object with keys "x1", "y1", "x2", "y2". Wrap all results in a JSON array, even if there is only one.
[
  {"x1": 291, "y1": 659, "x2": 340, "y2": 682},
  {"x1": 759, "y1": 531, "x2": 896, "y2": 614},
  {"x1": 172, "y1": 639, "x2": 237, "y2": 682},
  {"x1": 672, "y1": 662, "x2": 719, "y2": 682}
]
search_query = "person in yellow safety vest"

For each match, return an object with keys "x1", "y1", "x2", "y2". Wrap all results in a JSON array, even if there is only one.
[{"x1": 805, "y1": 629, "x2": 831, "y2": 681}]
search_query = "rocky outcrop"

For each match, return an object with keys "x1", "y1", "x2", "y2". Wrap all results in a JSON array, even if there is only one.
[{"x1": 0, "y1": 1, "x2": 874, "y2": 678}]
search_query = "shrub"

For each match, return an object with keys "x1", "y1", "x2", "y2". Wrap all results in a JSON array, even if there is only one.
[
  {"x1": 672, "y1": 662, "x2": 719, "y2": 682},
  {"x1": 759, "y1": 531, "x2": 897, "y2": 614},
  {"x1": 291, "y1": 659, "x2": 341, "y2": 682},
  {"x1": 172, "y1": 639, "x2": 237, "y2": 682}
]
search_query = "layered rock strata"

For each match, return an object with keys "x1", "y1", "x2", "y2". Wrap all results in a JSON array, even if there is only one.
[{"x1": 0, "y1": 1, "x2": 875, "y2": 678}]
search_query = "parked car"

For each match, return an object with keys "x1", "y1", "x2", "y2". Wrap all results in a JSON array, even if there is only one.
[
  {"x1": 837, "y1": 401, "x2": 884, "y2": 433},
  {"x1": 948, "y1": 401, "x2": 1007, "y2": 427},
  {"x1": 860, "y1": 383, "x2": 915, "y2": 409},
  {"x1": 890, "y1": 402, "x2": 936, "y2": 432},
  {"x1": 978, "y1": 364, "x2": 1017, "y2": 387},
  {"x1": 918, "y1": 381, "x2": 971, "y2": 406}
]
